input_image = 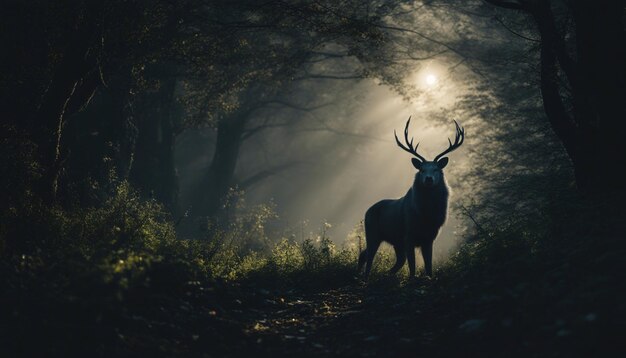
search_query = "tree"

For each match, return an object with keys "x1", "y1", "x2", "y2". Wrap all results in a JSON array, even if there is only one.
[
  {"x1": 175, "y1": 0, "x2": 408, "y2": 220},
  {"x1": 0, "y1": 0, "x2": 184, "y2": 203},
  {"x1": 484, "y1": 0, "x2": 626, "y2": 194}
]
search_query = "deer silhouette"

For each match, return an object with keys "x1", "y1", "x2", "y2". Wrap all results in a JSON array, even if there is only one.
[{"x1": 359, "y1": 117, "x2": 465, "y2": 279}]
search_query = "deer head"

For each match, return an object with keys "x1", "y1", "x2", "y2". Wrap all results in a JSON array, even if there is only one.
[{"x1": 394, "y1": 117, "x2": 465, "y2": 188}]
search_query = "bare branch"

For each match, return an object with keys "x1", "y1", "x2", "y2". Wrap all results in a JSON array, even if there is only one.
[
  {"x1": 305, "y1": 51, "x2": 352, "y2": 63},
  {"x1": 493, "y1": 16, "x2": 539, "y2": 42},
  {"x1": 292, "y1": 73, "x2": 363, "y2": 81},
  {"x1": 374, "y1": 24, "x2": 467, "y2": 59},
  {"x1": 239, "y1": 162, "x2": 298, "y2": 189},
  {"x1": 299, "y1": 124, "x2": 387, "y2": 142},
  {"x1": 483, "y1": 0, "x2": 528, "y2": 11},
  {"x1": 242, "y1": 122, "x2": 291, "y2": 140},
  {"x1": 459, "y1": 204, "x2": 487, "y2": 238},
  {"x1": 262, "y1": 100, "x2": 335, "y2": 112},
  {"x1": 374, "y1": 23, "x2": 489, "y2": 78},
  {"x1": 241, "y1": 99, "x2": 336, "y2": 140},
  {"x1": 406, "y1": 49, "x2": 449, "y2": 61}
]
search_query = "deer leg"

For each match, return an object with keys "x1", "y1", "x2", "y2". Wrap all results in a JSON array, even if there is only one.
[
  {"x1": 421, "y1": 241, "x2": 433, "y2": 277},
  {"x1": 358, "y1": 249, "x2": 367, "y2": 273},
  {"x1": 406, "y1": 245, "x2": 416, "y2": 277},
  {"x1": 364, "y1": 241, "x2": 381, "y2": 280},
  {"x1": 388, "y1": 245, "x2": 406, "y2": 275}
]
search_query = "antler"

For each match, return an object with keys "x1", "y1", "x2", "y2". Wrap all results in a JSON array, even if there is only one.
[
  {"x1": 433, "y1": 120, "x2": 465, "y2": 162},
  {"x1": 394, "y1": 116, "x2": 427, "y2": 162}
]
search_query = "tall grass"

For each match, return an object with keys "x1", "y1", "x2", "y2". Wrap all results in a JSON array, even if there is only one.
[{"x1": 1, "y1": 180, "x2": 403, "y2": 299}]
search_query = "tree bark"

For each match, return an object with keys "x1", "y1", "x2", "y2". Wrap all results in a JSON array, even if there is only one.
[
  {"x1": 129, "y1": 75, "x2": 179, "y2": 210},
  {"x1": 60, "y1": 66, "x2": 136, "y2": 207},
  {"x1": 532, "y1": 1, "x2": 591, "y2": 188},
  {"x1": 496, "y1": 0, "x2": 626, "y2": 194},
  {"x1": 192, "y1": 114, "x2": 246, "y2": 219},
  {"x1": 33, "y1": 17, "x2": 100, "y2": 203},
  {"x1": 570, "y1": 0, "x2": 626, "y2": 191}
]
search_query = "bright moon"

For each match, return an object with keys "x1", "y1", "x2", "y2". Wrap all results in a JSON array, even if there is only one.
[{"x1": 425, "y1": 74, "x2": 437, "y2": 85}]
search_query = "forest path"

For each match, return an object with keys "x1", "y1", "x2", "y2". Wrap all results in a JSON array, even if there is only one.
[{"x1": 228, "y1": 278, "x2": 439, "y2": 357}]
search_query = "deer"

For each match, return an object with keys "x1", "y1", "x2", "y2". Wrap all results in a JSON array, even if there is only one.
[{"x1": 358, "y1": 117, "x2": 465, "y2": 280}]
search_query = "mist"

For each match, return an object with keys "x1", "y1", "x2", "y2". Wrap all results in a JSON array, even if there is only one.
[
  {"x1": 176, "y1": 56, "x2": 480, "y2": 260},
  {"x1": 170, "y1": 2, "x2": 524, "y2": 261},
  {"x1": 6, "y1": 0, "x2": 625, "y2": 356}
]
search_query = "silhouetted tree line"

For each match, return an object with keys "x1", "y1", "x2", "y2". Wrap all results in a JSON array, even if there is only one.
[
  {"x1": 0, "y1": 0, "x2": 409, "y2": 223},
  {"x1": 485, "y1": 0, "x2": 626, "y2": 193},
  {"x1": 1, "y1": 0, "x2": 623, "y2": 234}
]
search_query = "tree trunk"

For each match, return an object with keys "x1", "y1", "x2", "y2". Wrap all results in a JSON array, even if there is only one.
[
  {"x1": 33, "y1": 20, "x2": 99, "y2": 203},
  {"x1": 108, "y1": 67, "x2": 138, "y2": 180},
  {"x1": 193, "y1": 115, "x2": 246, "y2": 219},
  {"x1": 60, "y1": 66, "x2": 137, "y2": 207},
  {"x1": 570, "y1": 0, "x2": 626, "y2": 192},
  {"x1": 533, "y1": 2, "x2": 590, "y2": 189},
  {"x1": 129, "y1": 75, "x2": 179, "y2": 211},
  {"x1": 531, "y1": 0, "x2": 626, "y2": 194}
]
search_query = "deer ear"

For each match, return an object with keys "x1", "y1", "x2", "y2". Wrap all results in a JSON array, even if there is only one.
[
  {"x1": 437, "y1": 157, "x2": 449, "y2": 169},
  {"x1": 411, "y1": 158, "x2": 423, "y2": 169}
]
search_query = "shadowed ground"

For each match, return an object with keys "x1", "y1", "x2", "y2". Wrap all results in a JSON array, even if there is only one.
[
  {"x1": 6, "y1": 266, "x2": 624, "y2": 357},
  {"x1": 3, "y1": 194, "x2": 626, "y2": 357}
]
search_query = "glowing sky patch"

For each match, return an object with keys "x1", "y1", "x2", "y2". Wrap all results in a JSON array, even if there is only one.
[{"x1": 425, "y1": 74, "x2": 437, "y2": 86}]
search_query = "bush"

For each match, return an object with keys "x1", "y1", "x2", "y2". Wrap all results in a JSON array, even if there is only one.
[{"x1": 1, "y1": 172, "x2": 411, "y2": 330}]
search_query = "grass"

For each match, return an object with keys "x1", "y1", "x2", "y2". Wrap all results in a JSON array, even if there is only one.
[{"x1": 2, "y1": 181, "x2": 626, "y2": 357}]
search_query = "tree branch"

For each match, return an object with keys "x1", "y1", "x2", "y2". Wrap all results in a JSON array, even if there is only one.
[
  {"x1": 532, "y1": 1, "x2": 577, "y2": 90},
  {"x1": 240, "y1": 99, "x2": 336, "y2": 140},
  {"x1": 405, "y1": 49, "x2": 449, "y2": 61},
  {"x1": 537, "y1": 27, "x2": 579, "y2": 160},
  {"x1": 242, "y1": 122, "x2": 291, "y2": 140},
  {"x1": 262, "y1": 99, "x2": 335, "y2": 112},
  {"x1": 239, "y1": 162, "x2": 298, "y2": 189},
  {"x1": 292, "y1": 73, "x2": 363, "y2": 81},
  {"x1": 298, "y1": 124, "x2": 387, "y2": 142},
  {"x1": 374, "y1": 24, "x2": 468, "y2": 59},
  {"x1": 493, "y1": 16, "x2": 539, "y2": 42},
  {"x1": 304, "y1": 51, "x2": 352, "y2": 63},
  {"x1": 483, "y1": 0, "x2": 528, "y2": 11}
]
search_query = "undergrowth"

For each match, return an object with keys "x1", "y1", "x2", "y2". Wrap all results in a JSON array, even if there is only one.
[
  {"x1": 3, "y1": 176, "x2": 624, "y2": 357},
  {"x1": 1, "y1": 180, "x2": 400, "y2": 303}
]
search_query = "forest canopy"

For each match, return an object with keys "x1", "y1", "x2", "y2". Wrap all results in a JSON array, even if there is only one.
[{"x1": 1, "y1": 0, "x2": 625, "y2": 357}]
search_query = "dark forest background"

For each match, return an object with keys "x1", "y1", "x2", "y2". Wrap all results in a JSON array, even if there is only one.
[{"x1": 1, "y1": 0, "x2": 625, "y2": 357}]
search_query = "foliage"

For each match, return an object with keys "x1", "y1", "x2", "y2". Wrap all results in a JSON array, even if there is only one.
[
  {"x1": 441, "y1": 16, "x2": 575, "y2": 231},
  {"x1": 422, "y1": 186, "x2": 626, "y2": 357},
  {"x1": 0, "y1": 124, "x2": 42, "y2": 211},
  {"x1": 0, "y1": 176, "x2": 391, "y2": 303},
  {"x1": 206, "y1": 220, "x2": 398, "y2": 286},
  {"x1": 2, "y1": 137, "x2": 624, "y2": 356},
  {"x1": 2, "y1": 1, "x2": 625, "y2": 356}
]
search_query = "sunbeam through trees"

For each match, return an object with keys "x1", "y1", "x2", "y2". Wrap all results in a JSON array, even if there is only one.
[{"x1": 1, "y1": 1, "x2": 625, "y2": 357}]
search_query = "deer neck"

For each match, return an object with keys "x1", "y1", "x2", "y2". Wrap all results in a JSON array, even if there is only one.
[{"x1": 409, "y1": 175, "x2": 449, "y2": 217}]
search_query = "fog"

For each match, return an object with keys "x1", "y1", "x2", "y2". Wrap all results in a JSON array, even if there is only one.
[
  {"x1": 176, "y1": 58, "x2": 479, "y2": 260},
  {"x1": 174, "y1": 1, "x2": 529, "y2": 261}
]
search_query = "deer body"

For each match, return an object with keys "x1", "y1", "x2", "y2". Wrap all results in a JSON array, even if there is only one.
[{"x1": 358, "y1": 118, "x2": 464, "y2": 279}]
